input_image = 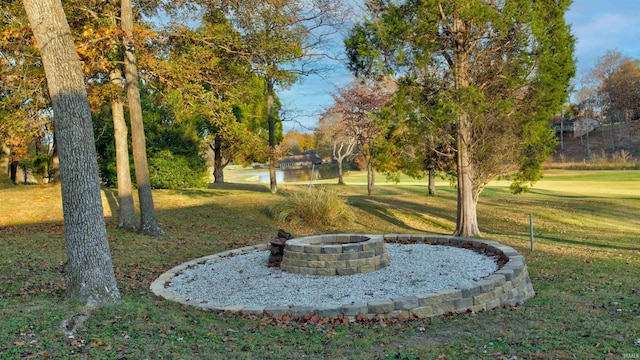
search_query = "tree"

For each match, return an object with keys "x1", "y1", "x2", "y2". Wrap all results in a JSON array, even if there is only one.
[
  {"x1": 0, "y1": 1, "x2": 53, "y2": 184},
  {"x1": 590, "y1": 50, "x2": 640, "y2": 151},
  {"x1": 22, "y1": 0, "x2": 121, "y2": 306},
  {"x1": 3, "y1": 0, "x2": 138, "y2": 225},
  {"x1": 149, "y1": 9, "x2": 269, "y2": 185},
  {"x1": 121, "y1": 0, "x2": 163, "y2": 236},
  {"x1": 327, "y1": 78, "x2": 394, "y2": 195},
  {"x1": 109, "y1": 69, "x2": 137, "y2": 229},
  {"x1": 609, "y1": 58, "x2": 640, "y2": 123},
  {"x1": 346, "y1": 0, "x2": 575, "y2": 237},
  {"x1": 316, "y1": 112, "x2": 357, "y2": 185},
  {"x1": 219, "y1": 0, "x2": 346, "y2": 193},
  {"x1": 283, "y1": 131, "x2": 315, "y2": 155},
  {"x1": 377, "y1": 76, "x2": 458, "y2": 196},
  {"x1": 69, "y1": 0, "x2": 138, "y2": 230}
]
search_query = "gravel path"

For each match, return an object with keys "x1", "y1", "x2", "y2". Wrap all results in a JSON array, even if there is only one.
[{"x1": 166, "y1": 243, "x2": 498, "y2": 308}]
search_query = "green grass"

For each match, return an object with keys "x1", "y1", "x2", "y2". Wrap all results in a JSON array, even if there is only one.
[{"x1": 1, "y1": 170, "x2": 639, "y2": 359}]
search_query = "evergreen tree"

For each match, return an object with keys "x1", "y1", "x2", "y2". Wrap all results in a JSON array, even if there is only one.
[{"x1": 346, "y1": 0, "x2": 575, "y2": 237}]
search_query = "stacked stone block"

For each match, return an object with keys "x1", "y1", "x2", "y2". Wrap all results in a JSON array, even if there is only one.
[
  {"x1": 151, "y1": 235, "x2": 535, "y2": 320},
  {"x1": 280, "y1": 234, "x2": 390, "y2": 276}
]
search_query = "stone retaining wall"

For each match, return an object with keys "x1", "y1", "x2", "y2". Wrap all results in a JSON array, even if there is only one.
[
  {"x1": 280, "y1": 234, "x2": 390, "y2": 276},
  {"x1": 374, "y1": 235, "x2": 535, "y2": 319},
  {"x1": 150, "y1": 234, "x2": 535, "y2": 320}
]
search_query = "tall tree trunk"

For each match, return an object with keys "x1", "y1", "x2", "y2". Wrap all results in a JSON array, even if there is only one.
[
  {"x1": 454, "y1": 120, "x2": 481, "y2": 237},
  {"x1": 23, "y1": 0, "x2": 121, "y2": 306},
  {"x1": 266, "y1": 78, "x2": 277, "y2": 193},
  {"x1": 212, "y1": 136, "x2": 224, "y2": 183},
  {"x1": 428, "y1": 168, "x2": 436, "y2": 196},
  {"x1": 366, "y1": 157, "x2": 374, "y2": 196},
  {"x1": 0, "y1": 143, "x2": 9, "y2": 179},
  {"x1": 427, "y1": 135, "x2": 436, "y2": 196},
  {"x1": 9, "y1": 156, "x2": 18, "y2": 184},
  {"x1": 610, "y1": 116, "x2": 617, "y2": 152},
  {"x1": 110, "y1": 69, "x2": 137, "y2": 230},
  {"x1": 49, "y1": 132, "x2": 60, "y2": 183},
  {"x1": 452, "y1": 16, "x2": 481, "y2": 238},
  {"x1": 22, "y1": 163, "x2": 28, "y2": 184},
  {"x1": 337, "y1": 158, "x2": 344, "y2": 185},
  {"x1": 121, "y1": 0, "x2": 163, "y2": 236}
]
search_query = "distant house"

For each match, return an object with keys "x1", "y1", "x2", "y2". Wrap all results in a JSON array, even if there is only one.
[
  {"x1": 552, "y1": 117, "x2": 575, "y2": 133},
  {"x1": 277, "y1": 151, "x2": 322, "y2": 168},
  {"x1": 553, "y1": 117, "x2": 600, "y2": 137},
  {"x1": 571, "y1": 117, "x2": 600, "y2": 138}
]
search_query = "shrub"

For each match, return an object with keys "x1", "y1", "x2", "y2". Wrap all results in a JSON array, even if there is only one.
[
  {"x1": 148, "y1": 150, "x2": 208, "y2": 189},
  {"x1": 268, "y1": 187, "x2": 355, "y2": 227}
]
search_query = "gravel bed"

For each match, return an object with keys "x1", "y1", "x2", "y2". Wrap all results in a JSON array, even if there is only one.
[{"x1": 166, "y1": 243, "x2": 498, "y2": 308}]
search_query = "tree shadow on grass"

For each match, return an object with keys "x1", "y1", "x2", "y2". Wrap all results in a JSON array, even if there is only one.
[
  {"x1": 102, "y1": 184, "x2": 271, "y2": 219},
  {"x1": 527, "y1": 188, "x2": 640, "y2": 200},
  {"x1": 102, "y1": 188, "x2": 119, "y2": 221},
  {"x1": 346, "y1": 194, "x2": 457, "y2": 234},
  {"x1": 535, "y1": 234, "x2": 640, "y2": 252},
  {"x1": 207, "y1": 182, "x2": 270, "y2": 193}
]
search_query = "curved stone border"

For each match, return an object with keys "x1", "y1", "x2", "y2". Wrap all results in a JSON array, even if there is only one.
[
  {"x1": 150, "y1": 235, "x2": 535, "y2": 320},
  {"x1": 281, "y1": 234, "x2": 390, "y2": 276}
]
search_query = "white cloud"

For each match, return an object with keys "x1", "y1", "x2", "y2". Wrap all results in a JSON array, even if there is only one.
[{"x1": 567, "y1": 1, "x2": 640, "y2": 71}]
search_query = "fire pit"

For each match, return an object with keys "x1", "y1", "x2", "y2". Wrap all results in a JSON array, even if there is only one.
[{"x1": 280, "y1": 234, "x2": 389, "y2": 276}]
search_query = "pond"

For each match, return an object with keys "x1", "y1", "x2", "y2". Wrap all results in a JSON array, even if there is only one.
[{"x1": 231, "y1": 164, "x2": 344, "y2": 184}]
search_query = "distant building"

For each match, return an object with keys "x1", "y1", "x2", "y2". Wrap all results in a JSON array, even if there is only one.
[
  {"x1": 277, "y1": 151, "x2": 322, "y2": 168},
  {"x1": 553, "y1": 117, "x2": 600, "y2": 137},
  {"x1": 571, "y1": 117, "x2": 600, "y2": 138}
]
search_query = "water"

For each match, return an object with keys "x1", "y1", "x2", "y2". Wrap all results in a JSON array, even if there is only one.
[{"x1": 249, "y1": 165, "x2": 342, "y2": 184}]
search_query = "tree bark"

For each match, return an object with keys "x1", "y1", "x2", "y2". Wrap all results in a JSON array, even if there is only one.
[
  {"x1": 452, "y1": 16, "x2": 481, "y2": 237},
  {"x1": 212, "y1": 136, "x2": 225, "y2": 183},
  {"x1": 427, "y1": 135, "x2": 436, "y2": 196},
  {"x1": 121, "y1": 0, "x2": 163, "y2": 236},
  {"x1": 428, "y1": 168, "x2": 436, "y2": 196},
  {"x1": 9, "y1": 158, "x2": 18, "y2": 184},
  {"x1": 366, "y1": 157, "x2": 375, "y2": 196},
  {"x1": 454, "y1": 119, "x2": 481, "y2": 237},
  {"x1": 0, "y1": 143, "x2": 10, "y2": 179},
  {"x1": 22, "y1": 0, "x2": 121, "y2": 306},
  {"x1": 610, "y1": 116, "x2": 617, "y2": 152},
  {"x1": 333, "y1": 139, "x2": 355, "y2": 185},
  {"x1": 110, "y1": 69, "x2": 137, "y2": 230},
  {"x1": 266, "y1": 78, "x2": 278, "y2": 193},
  {"x1": 49, "y1": 132, "x2": 59, "y2": 183},
  {"x1": 337, "y1": 158, "x2": 345, "y2": 185}
]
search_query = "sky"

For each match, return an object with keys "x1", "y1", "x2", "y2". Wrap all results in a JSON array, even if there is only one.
[{"x1": 279, "y1": 0, "x2": 640, "y2": 134}]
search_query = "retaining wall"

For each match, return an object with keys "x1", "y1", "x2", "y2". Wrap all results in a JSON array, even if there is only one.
[{"x1": 150, "y1": 234, "x2": 535, "y2": 320}]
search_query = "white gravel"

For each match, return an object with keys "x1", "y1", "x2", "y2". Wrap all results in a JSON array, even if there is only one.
[{"x1": 166, "y1": 243, "x2": 498, "y2": 308}]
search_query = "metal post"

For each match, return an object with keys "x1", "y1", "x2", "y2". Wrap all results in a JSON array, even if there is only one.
[
  {"x1": 529, "y1": 213, "x2": 534, "y2": 252},
  {"x1": 560, "y1": 109, "x2": 564, "y2": 152}
]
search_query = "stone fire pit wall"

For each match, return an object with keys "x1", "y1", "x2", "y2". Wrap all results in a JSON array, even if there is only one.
[
  {"x1": 280, "y1": 234, "x2": 389, "y2": 276},
  {"x1": 150, "y1": 234, "x2": 536, "y2": 320}
]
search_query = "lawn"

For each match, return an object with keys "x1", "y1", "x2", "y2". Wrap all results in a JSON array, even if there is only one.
[{"x1": 0, "y1": 170, "x2": 638, "y2": 359}]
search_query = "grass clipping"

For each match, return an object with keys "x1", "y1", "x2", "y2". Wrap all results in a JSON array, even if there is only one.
[{"x1": 268, "y1": 188, "x2": 355, "y2": 227}]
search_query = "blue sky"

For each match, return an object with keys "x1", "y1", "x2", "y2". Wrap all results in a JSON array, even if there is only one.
[{"x1": 279, "y1": 0, "x2": 640, "y2": 134}]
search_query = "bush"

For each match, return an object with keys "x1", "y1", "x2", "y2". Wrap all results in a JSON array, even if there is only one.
[
  {"x1": 148, "y1": 150, "x2": 208, "y2": 189},
  {"x1": 268, "y1": 187, "x2": 355, "y2": 227},
  {"x1": 546, "y1": 148, "x2": 639, "y2": 171}
]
